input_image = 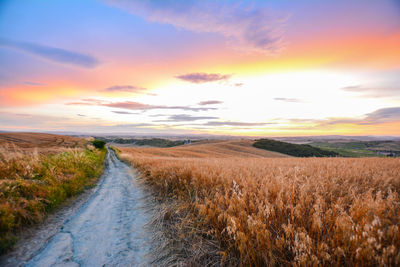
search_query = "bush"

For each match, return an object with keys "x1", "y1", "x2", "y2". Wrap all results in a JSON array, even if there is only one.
[{"x1": 92, "y1": 140, "x2": 106, "y2": 149}]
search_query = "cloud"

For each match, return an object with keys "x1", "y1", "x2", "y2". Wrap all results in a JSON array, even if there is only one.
[
  {"x1": 198, "y1": 100, "x2": 223, "y2": 105},
  {"x1": 107, "y1": 0, "x2": 287, "y2": 54},
  {"x1": 24, "y1": 81, "x2": 47, "y2": 86},
  {"x1": 341, "y1": 85, "x2": 400, "y2": 98},
  {"x1": 101, "y1": 85, "x2": 147, "y2": 93},
  {"x1": 234, "y1": 83, "x2": 244, "y2": 87},
  {"x1": 104, "y1": 101, "x2": 217, "y2": 112},
  {"x1": 81, "y1": 98, "x2": 104, "y2": 103},
  {"x1": 0, "y1": 111, "x2": 180, "y2": 134},
  {"x1": 274, "y1": 97, "x2": 302, "y2": 103},
  {"x1": 66, "y1": 99, "x2": 218, "y2": 112},
  {"x1": 111, "y1": 123, "x2": 154, "y2": 127},
  {"x1": 176, "y1": 73, "x2": 231, "y2": 84},
  {"x1": 66, "y1": 102, "x2": 98, "y2": 106},
  {"x1": 103, "y1": 101, "x2": 163, "y2": 110},
  {"x1": 155, "y1": 114, "x2": 219, "y2": 122},
  {"x1": 112, "y1": 111, "x2": 141, "y2": 115},
  {"x1": 364, "y1": 107, "x2": 400, "y2": 123},
  {"x1": 65, "y1": 98, "x2": 104, "y2": 106},
  {"x1": 342, "y1": 85, "x2": 362, "y2": 91},
  {"x1": 205, "y1": 121, "x2": 273, "y2": 126},
  {"x1": 0, "y1": 112, "x2": 73, "y2": 130},
  {"x1": 0, "y1": 39, "x2": 100, "y2": 68},
  {"x1": 77, "y1": 114, "x2": 86, "y2": 117},
  {"x1": 320, "y1": 107, "x2": 400, "y2": 126}
]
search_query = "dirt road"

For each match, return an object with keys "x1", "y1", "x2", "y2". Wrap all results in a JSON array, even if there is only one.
[{"x1": 3, "y1": 148, "x2": 153, "y2": 267}]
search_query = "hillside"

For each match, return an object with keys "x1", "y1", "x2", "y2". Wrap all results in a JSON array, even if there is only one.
[
  {"x1": 117, "y1": 139, "x2": 290, "y2": 158},
  {"x1": 253, "y1": 139, "x2": 339, "y2": 157},
  {"x1": 310, "y1": 140, "x2": 400, "y2": 157},
  {"x1": 96, "y1": 137, "x2": 186, "y2": 148},
  {"x1": 0, "y1": 132, "x2": 86, "y2": 153}
]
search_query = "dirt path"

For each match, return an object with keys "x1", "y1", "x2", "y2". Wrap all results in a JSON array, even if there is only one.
[{"x1": 1, "y1": 148, "x2": 154, "y2": 267}]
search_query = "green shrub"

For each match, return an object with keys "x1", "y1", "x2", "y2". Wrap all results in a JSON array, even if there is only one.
[{"x1": 92, "y1": 140, "x2": 106, "y2": 149}]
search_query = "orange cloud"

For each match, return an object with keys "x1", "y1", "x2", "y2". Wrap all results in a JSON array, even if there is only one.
[{"x1": 0, "y1": 84, "x2": 80, "y2": 106}]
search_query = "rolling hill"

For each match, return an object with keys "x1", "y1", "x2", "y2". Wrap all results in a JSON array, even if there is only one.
[
  {"x1": 0, "y1": 132, "x2": 87, "y2": 153},
  {"x1": 117, "y1": 139, "x2": 290, "y2": 158},
  {"x1": 253, "y1": 139, "x2": 339, "y2": 157}
]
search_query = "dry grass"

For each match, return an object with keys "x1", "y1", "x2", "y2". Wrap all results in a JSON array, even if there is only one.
[
  {"x1": 0, "y1": 132, "x2": 87, "y2": 154},
  {"x1": 119, "y1": 143, "x2": 400, "y2": 266},
  {"x1": 119, "y1": 140, "x2": 289, "y2": 158},
  {"x1": 0, "y1": 133, "x2": 106, "y2": 253}
]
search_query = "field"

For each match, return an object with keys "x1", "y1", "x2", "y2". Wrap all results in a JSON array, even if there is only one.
[
  {"x1": 119, "y1": 139, "x2": 289, "y2": 158},
  {"x1": 0, "y1": 133, "x2": 106, "y2": 253},
  {"x1": 0, "y1": 132, "x2": 86, "y2": 154},
  {"x1": 95, "y1": 137, "x2": 187, "y2": 147},
  {"x1": 310, "y1": 141, "x2": 400, "y2": 157},
  {"x1": 253, "y1": 139, "x2": 339, "y2": 157},
  {"x1": 119, "y1": 141, "x2": 400, "y2": 266}
]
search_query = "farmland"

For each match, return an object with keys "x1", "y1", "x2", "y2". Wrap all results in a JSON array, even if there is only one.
[
  {"x1": 309, "y1": 140, "x2": 400, "y2": 157},
  {"x1": 119, "y1": 139, "x2": 289, "y2": 158},
  {"x1": 0, "y1": 132, "x2": 86, "y2": 154},
  {"x1": 119, "y1": 140, "x2": 400, "y2": 266},
  {"x1": 253, "y1": 139, "x2": 339, "y2": 157},
  {"x1": 0, "y1": 133, "x2": 106, "y2": 253},
  {"x1": 95, "y1": 137, "x2": 188, "y2": 148}
]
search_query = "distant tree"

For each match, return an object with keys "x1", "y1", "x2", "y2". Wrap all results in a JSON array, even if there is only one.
[{"x1": 92, "y1": 140, "x2": 106, "y2": 149}]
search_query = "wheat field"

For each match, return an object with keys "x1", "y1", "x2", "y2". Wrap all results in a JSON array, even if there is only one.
[
  {"x1": 120, "y1": 139, "x2": 289, "y2": 158},
  {"x1": 0, "y1": 132, "x2": 87, "y2": 154},
  {"x1": 119, "y1": 142, "x2": 400, "y2": 266}
]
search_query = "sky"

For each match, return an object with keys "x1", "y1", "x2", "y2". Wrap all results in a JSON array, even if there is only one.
[{"x1": 0, "y1": 0, "x2": 399, "y2": 136}]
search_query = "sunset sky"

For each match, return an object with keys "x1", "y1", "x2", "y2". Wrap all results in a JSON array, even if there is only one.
[{"x1": 1, "y1": 0, "x2": 399, "y2": 136}]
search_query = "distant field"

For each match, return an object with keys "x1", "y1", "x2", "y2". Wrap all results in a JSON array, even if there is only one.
[
  {"x1": 0, "y1": 132, "x2": 86, "y2": 154},
  {"x1": 0, "y1": 133, "x2": 105, "y2": 253},
  {"x1": 96, "y1": 137, "x2": 186, "y2": 148},
  {"x1": 310, "y1": 141, "x2": 400, "y2": 157},
  {"x1": 119, "y1": 141, "x2": 400, "y2": 266},
  {"x1": 118, "y1": 139, "x2": 289, "y2": 158},
  {"x1": 309, "y1": 143, "x2": 377, "y2": 157}
]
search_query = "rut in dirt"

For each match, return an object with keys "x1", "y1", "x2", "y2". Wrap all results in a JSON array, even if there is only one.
[{"x1": 25, "y1": 148, "x2": 154, "y2": 267}]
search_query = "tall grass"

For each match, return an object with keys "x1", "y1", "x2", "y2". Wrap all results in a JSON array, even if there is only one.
[
  {"x1": 120, "y1": 149, "x2": 400, "y2": 266},
  {"x1": 0, "y1": 147, "x2": 106, "y2": 253}
]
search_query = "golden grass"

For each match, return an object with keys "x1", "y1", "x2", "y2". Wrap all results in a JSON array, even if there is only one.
[
  {"x1": 119, "y1": 140, "x2": 289, "y2": 158},
  {"x1": 0, "y1": 133, "x2": 106, "y2": 253},
  {"x1": 0, "y1": 132, "x2": 87, "y2": 154},
  {"x1": 120, "y1": 144, "x2": 400, "y2": 266}
]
